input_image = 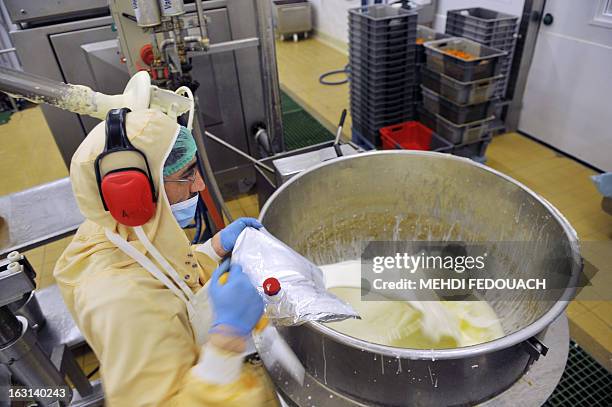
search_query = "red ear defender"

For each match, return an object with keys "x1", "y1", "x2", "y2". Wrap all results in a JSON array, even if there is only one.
[
  {"x1": 100, "y1": 170, "x2": 156, "y2": 226},
  {"x1": 95, "y1": 108, "x2": 157, "y2": 226}
]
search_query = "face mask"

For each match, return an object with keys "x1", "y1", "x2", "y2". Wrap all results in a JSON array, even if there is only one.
[{"x1": 170, "y1": 194, "x2": 198, "y2": 228}]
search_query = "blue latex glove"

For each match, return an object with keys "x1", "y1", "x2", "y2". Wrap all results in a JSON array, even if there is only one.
[
  {"x1": 219, "y1": 217, "x2": 263, "y2": 252},
  {"x1": 208, "y1": 259, "x2": 264, "y2": 336}
]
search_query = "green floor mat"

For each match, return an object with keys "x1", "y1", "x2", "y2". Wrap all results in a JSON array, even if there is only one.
[
  {"x1": 281, "y1": 90, "x2": 333, "y2": 151},
  {"x1": 545, "y1": 340, "x2": 611, "y2": 406},
  {"x1": 281, "y1": 91, "x2": 303, "y2": 114}
]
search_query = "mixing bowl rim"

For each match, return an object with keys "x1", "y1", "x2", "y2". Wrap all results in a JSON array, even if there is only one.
[{"x1": 259, "y1": 150, "x2": 581, "y2": 360}]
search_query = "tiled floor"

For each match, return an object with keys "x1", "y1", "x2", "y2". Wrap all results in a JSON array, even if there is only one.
[
  {"x1": 0, "y1": 37, "x2": 609, "y2": 374},
  {"x1": 276, "y1": 37, "x2": 353, "y2": 141}
]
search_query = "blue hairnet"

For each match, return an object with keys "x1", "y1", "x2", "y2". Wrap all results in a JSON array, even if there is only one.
[{"x1": 163, "y1": 126, "x2": 197, "y2": 177}]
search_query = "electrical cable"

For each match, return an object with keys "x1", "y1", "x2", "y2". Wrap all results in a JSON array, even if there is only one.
[{"x1": 319, "y1": 64, "x2": 349, "y2": 85}]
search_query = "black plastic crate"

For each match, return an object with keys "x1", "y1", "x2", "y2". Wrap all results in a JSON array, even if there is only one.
[
  {"x1": 351, "y1": 87, "x2": 417, "y2": 104},
  {"x1": 417, "y1": 25, "x2": 452, "y2": 43},
  {"x1": 352, "y1": 116, "x2": 416, "y2": 132},
  {"x1": 350, "y1": 82, "x2": 417, "y2": 99},
  {"x1": 413, "y1": 85, "x2": 423, "y2": 102},
  {"x1": 351, "y1": 107, "x2": 416, "y2": 122},
  {"x1": 352, "y1": 127, "x2": 377, "y2": 150},
  {"x1": 351, "y1": 93, "x2": 416, "y2": 110},
  {"x1": 349, "y1": 49, "x2": 417, "y2": 66},
  {"x1": 353, "y1": 99, "x2": 420, "y2": 114},
  {"x1": 420, "y1": 66, "x2": 442, "y2": 93},
  {"x1": 350, "y1": 95, "x2": 416, "y2": 109},
  {"x1": 421, "y1": 86, "x2": 440, "y2": 115},
  {"x1": 447, "y1": 8, "x2": 519, "y2": 31},
  {"x1": 349, "y1": 55, "x2": 416, "y2": 70},
  {"x1": 353, "y1": 111, "x2": 415, "y2": 131},
  {"x1": 350, "y1": 72, "x2": 417, "y2": 87},
  {"x1": 353, "y1": 121, "x2": 400, "y2": 147},
  {"x1": 349, "y1": 29, "x2": 417, "y2": 47},
  {"x1": 421, "y1": 66, "x2": 501, "y2": 104},
  {"x1": 439, "y1": 95, "x2": 496, "y2": 124},
  {"x1": 416, "y1": 25, "x2": 451, "y2": 64},
  {"x1": 424, "y1": 38, "x2": 506, "y2": 81},
  {"x1": 350, "y1": 77, "x2": 417, "y2": 92},
  {"x1": 445, "y1": 30, "x2": 517, "y2": 53},
  {"x1": 445, "y1": 31, "x2": 516, "y2": 50},
  {"x1": 350, "y1": 75, "x2": 417, "y2": 91},
  {"x1": 350, "y1": 69, "x2": 417, "y2": 85},
  {"x1": 452, "y1": 133, "x2": 492, "y2": 159},
  {"x1": 352, "y1": 126, "x2": 381, "y2": 147},
  {"x1": 436, "y1": 114, "x2": 494, "y2": 144},
  {"x1": 349, "y1": 21, "x2": 417, "y2": 39},
  {"x1": 350, "y1": 50, "x2": 418, "y2": 65},
  {"x1": 350, "y1": 39, "x2": 417, "y2": 56},
  {"x1": 417, "y1": 104, "x2": 437, "y2": 132},
  {"x1": 349, "y1": 5, "x2": 418, "y2": 28},
  {"x1": 487, "y1": 37, "x2": 517, "y2": 51},
  {"x1": 351, "y1": 101, "x2": 415, "y2": 120},
  {"x1": 445, "y1": 21, "x2": 517, "y2": 44},
  {"x1": 349, "y1": 59, "x2": 417, "y2": 76},
  {"x1": 422, "y1": 85, "x2": 497, "y2": 124},
  {"x1": 352, "y1": 113, "x2": 416, "y2": 129},
  {"x1": 352, "y1": 104, "x2": 416, "y2": 121}
]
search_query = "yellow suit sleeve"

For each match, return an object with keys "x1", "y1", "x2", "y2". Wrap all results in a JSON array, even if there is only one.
[{"x1": 74, "y1": 269, "x2": 269, "y2": 407}]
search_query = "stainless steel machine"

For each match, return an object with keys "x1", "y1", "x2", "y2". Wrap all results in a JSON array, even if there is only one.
[
  {"x1": 5, "y1": 0, "x2": 284, "y2": 196},
  {"x1": 0, "y1": 251, "x2": 104, "y2": 406}
]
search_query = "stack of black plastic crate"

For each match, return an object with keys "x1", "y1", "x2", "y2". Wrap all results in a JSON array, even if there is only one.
[
  {"x1": 349, "y1": 5, "x2": 418, "y2": 149},
  {"x1": 419, "y1": 37, "x2": 506, "y2": 162},
  {"x1": 445, "y1": 8, "x2": 519, "y2": 100}
]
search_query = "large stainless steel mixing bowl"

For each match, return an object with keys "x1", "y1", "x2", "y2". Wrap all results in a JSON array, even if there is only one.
[{"x1": 259, "y1": 151, "x2": 581, "y2": 406}]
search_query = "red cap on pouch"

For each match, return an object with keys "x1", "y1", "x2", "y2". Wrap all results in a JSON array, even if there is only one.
[{"x1": 263, "y1": 277, "x2": 281, "y2": 296}]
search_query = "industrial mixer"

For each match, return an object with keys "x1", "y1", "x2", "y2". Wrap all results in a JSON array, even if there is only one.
[{"x1": 260, "y1": 151, "x2": 581, "y2": 406}]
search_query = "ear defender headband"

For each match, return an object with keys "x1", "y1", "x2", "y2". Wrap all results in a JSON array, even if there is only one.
[{"x1": 95, "y1": 108, "x2": 157, "y2": 226}]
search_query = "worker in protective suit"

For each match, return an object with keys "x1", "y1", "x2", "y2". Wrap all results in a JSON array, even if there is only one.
[{"x1": 54, "y1": 108, "x2": 280, "y2": 406}]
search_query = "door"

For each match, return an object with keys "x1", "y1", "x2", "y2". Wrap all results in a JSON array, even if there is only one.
[{"x1": 518, "y1": 0, "x2": 612, "y2": 171}]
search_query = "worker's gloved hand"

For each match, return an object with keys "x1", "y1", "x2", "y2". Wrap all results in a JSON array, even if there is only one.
[
  {"x1": 208, "y1": 259, "x2": 264, "y2": 336},
  {"x1": 219, "y1": 217, "x2": 263, "y2": 252}
]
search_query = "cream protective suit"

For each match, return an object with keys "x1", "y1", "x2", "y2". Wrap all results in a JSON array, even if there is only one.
[{"x1": 53, "y1": 109, "x2": 278, "y2": 406}]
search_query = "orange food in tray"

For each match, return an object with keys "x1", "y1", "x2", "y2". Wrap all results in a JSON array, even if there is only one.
[
  {"x1": 444, "y1": 49, "x2": 476, "y2": 60},
  {"x1": 416, "y1": 38, "x2": 425, "y2": 44}
]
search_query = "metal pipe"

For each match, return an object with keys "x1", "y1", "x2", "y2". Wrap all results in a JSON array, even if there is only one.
[
  {"x1": 0, "y1": 317, "x2": 72, "y2": 406},
  {"x1": 160, "y1": 35, "x2": 202, "y2": 53},
  {"x1": 187, "y1": 38, "x2": 260, "y2": 56},
  {"x1": 191, "y1": 113, "x2": 234, "y2": 224},
  {"x1": 255, "y1": 0, "x2": 285, "y2": 152},
  {"x1": 0, "y1": 307, "x2": 21, "y2": 347},
  {"x1": 0, "y1": 48, "x2": 15, "y2": 55},
  {"x1": 0, "y1": 66, "x2": 76, "y2": 105},
  {"x1": 0, "y1": 66, "x2": 107, "y2": 119},
  {"x1": 194, "y1": 0, "x2": 209, "y2": 45},
  {"x1": 205, "y1": 130, "x2": 276, "y2": 174}
]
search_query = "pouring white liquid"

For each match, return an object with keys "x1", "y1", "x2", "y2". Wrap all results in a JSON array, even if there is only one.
[{"x1": 321, "y1": 260, "x2": 504, "y2": 349}]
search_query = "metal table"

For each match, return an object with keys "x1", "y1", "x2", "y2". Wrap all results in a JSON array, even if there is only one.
[{"x1": 0, "y1": 178, "x2": 83, "y2": 256}]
